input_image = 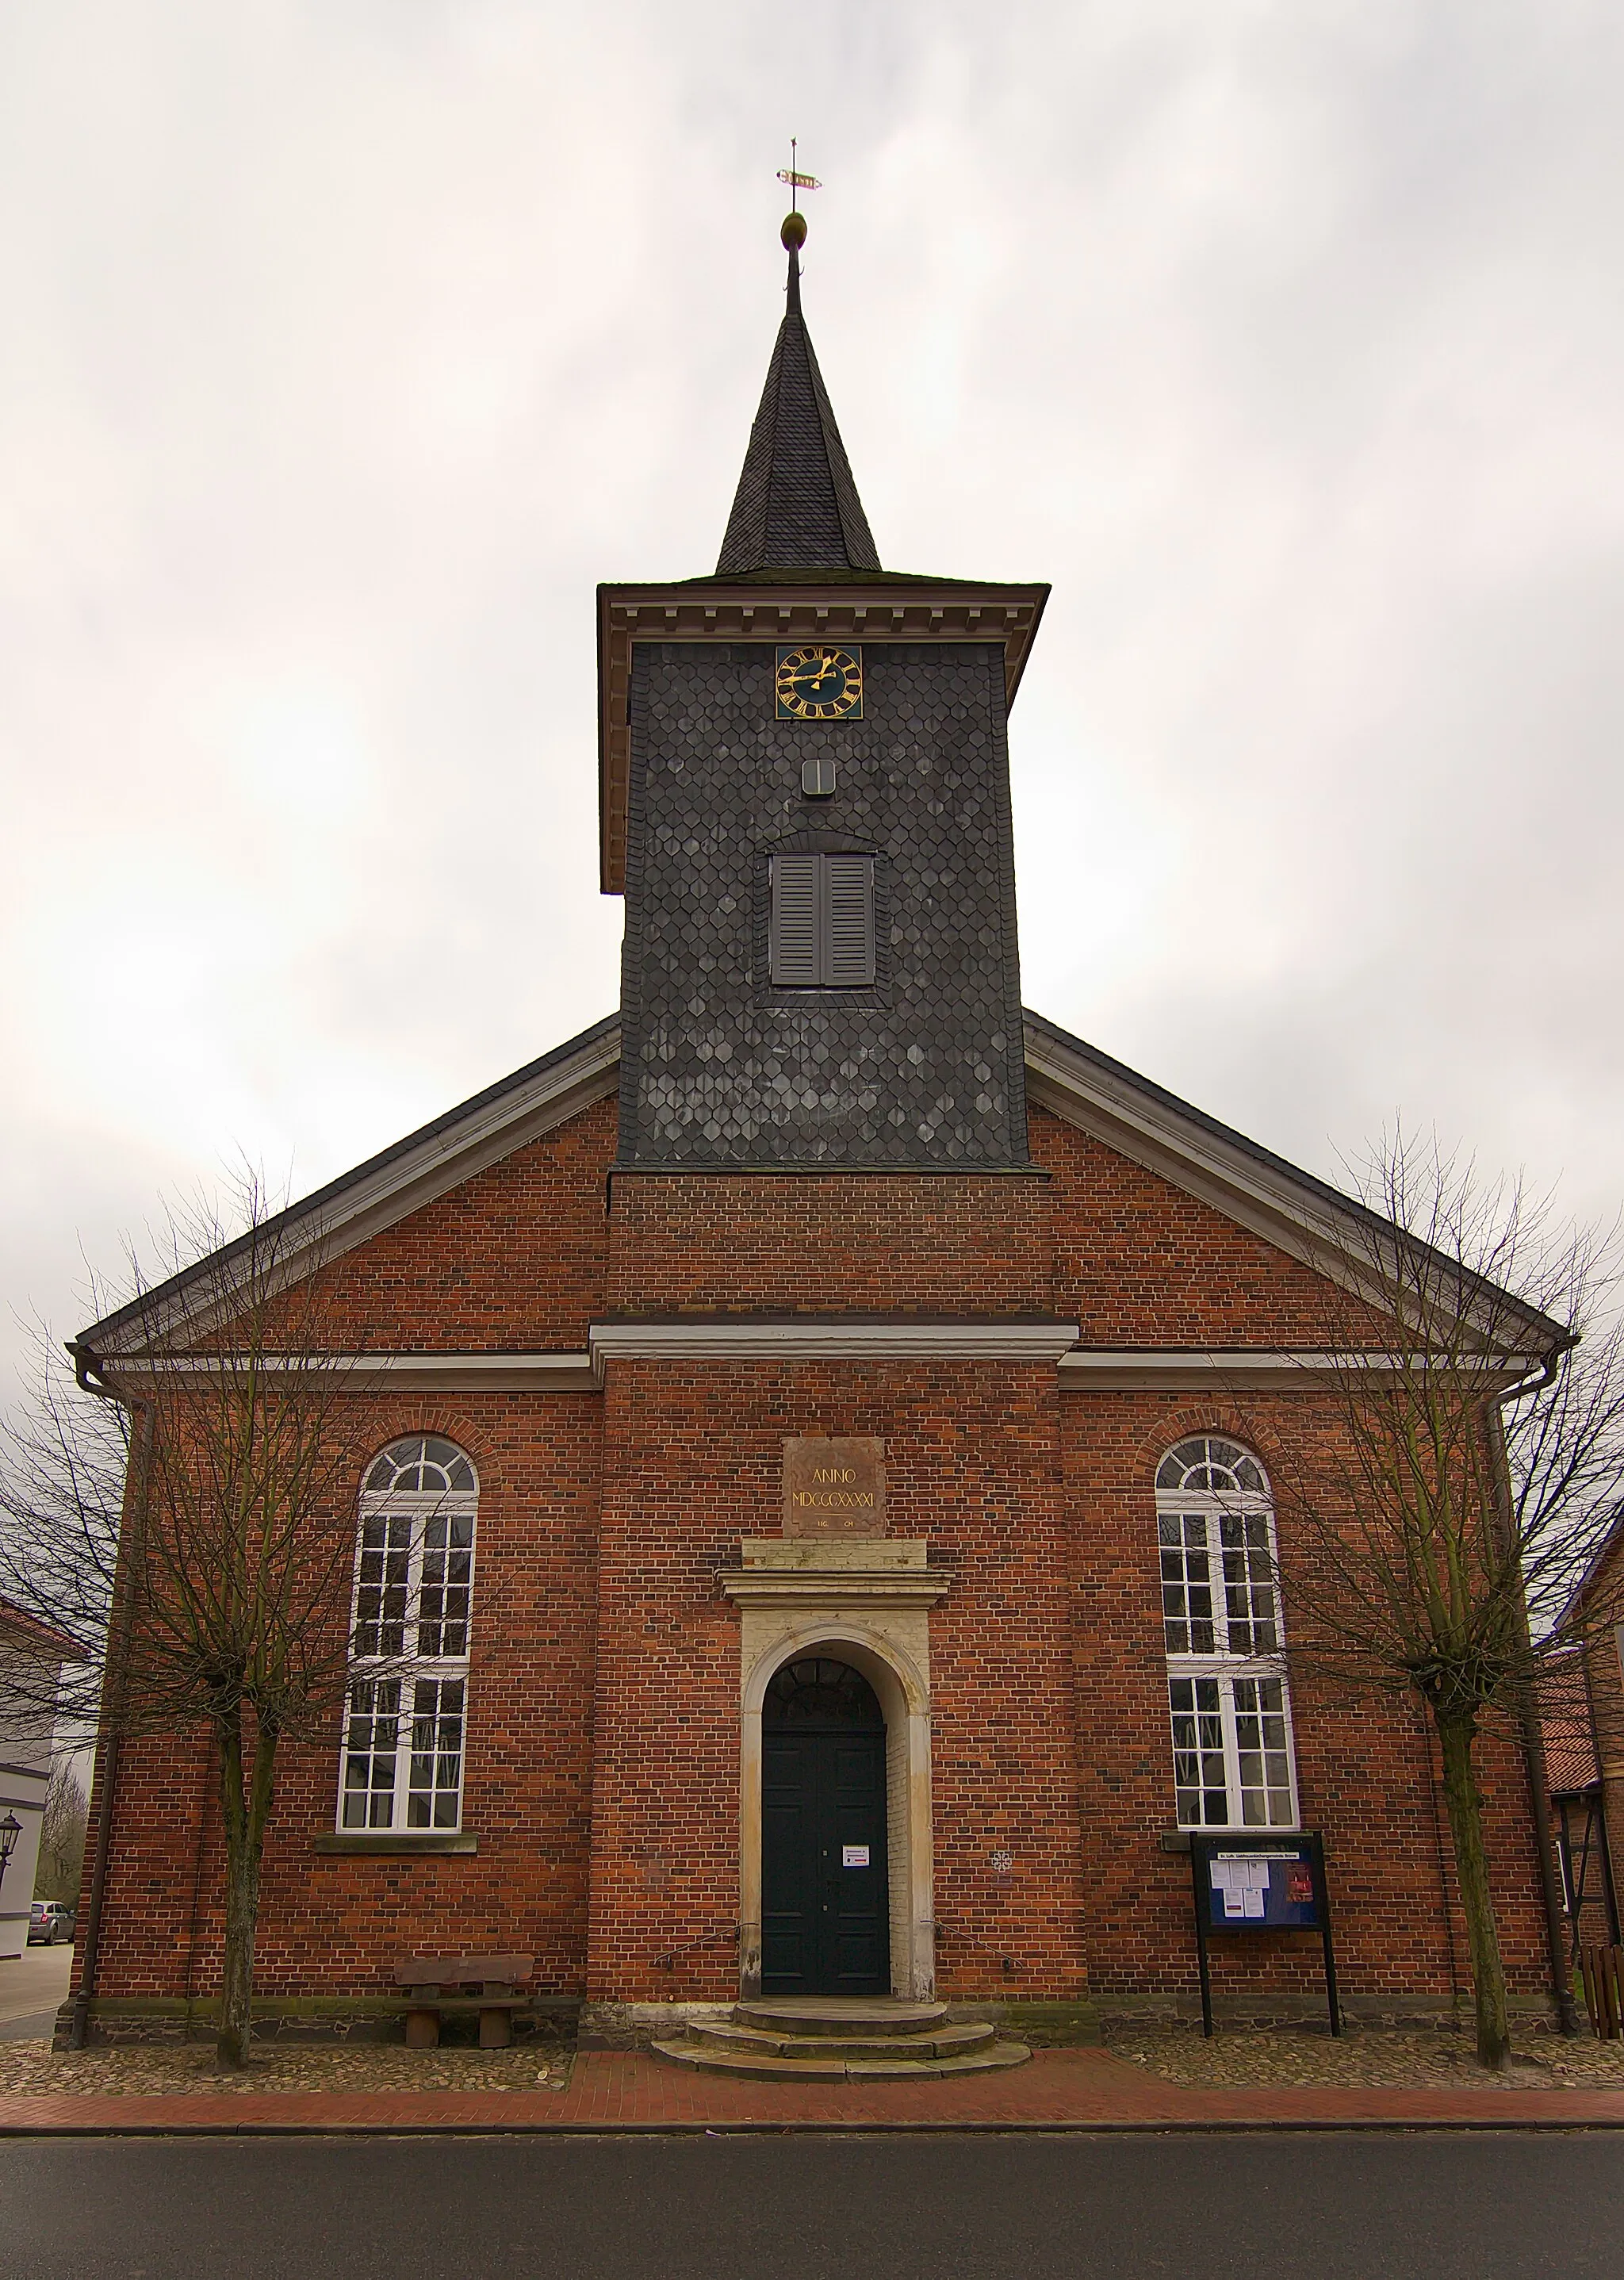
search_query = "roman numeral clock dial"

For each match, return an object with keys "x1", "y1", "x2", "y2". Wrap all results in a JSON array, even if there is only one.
[{"x1": 776, "y1": 643, "x2": 863, "y2": 721}]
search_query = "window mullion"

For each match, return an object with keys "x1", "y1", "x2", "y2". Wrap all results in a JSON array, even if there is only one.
[
  {"x1": 404, "y1": 1512, "x2": 427, "y2": 1663},
  {"x1": 391, "y1": 1676, "x2": 411, "y2": 1831},
  {"x1": 1220, "y1": 1676, "x2": 1245, "y2": 1826},
  {"x1": 1208, "y1": 1508, "x2": 1230, "y2": 1657}
]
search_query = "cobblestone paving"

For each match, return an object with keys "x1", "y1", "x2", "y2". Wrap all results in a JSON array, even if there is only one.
[
  {"x1": 2, "y1": 2045, "x2": 1623, "y2": 2131},
  {"x1": 0, "y1": 2039, "x2": 575, "y2": 2098},
  {"x1": 1104, "y1": 2024, "x2": 1624, "y2": 2089},
  {"x1": 8, "y1": 2026, "x2": 1624, "y2": 2102}
]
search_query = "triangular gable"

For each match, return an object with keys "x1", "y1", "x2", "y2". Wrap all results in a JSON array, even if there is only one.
[
  {"x1": 80, "y1": 1004, "x2": 1562, "y2": 1362},
  {"x1": 1025, "y1": 1009, "x2": 1561, "y2": 1353},
  {"x1": 82, "y1": 1014, "x2": 620, "y2": 1358}
]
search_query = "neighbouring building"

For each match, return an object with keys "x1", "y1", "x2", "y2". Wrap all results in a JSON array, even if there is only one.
[
  {"x1": 1548, "y1": 1533, "x2": 1624, "y2": 1961},
  {"x1": 0, "y1": 1600, "x2": 76, "y2": 1960},
  {"x1": 64, "y1": 218, "x2": 1565, "y2": 2048},
  {"x1": 1542, "y1": 1651, "x2": 1616, "y2": 1957}
]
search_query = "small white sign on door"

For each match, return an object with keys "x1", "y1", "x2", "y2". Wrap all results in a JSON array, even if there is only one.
[{"x1": 842, "y1": 1844, "x2": 871, "y2": 1868}]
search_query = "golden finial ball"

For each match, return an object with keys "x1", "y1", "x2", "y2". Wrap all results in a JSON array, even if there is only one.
[{"x1": 780, "y1": 210, "x2": 808, "y2": 251}]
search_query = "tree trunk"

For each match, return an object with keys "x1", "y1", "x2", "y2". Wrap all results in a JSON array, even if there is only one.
[
  {"x1": 214, "y1": 1705, "x2": 279, "y2": 2071},
  {"x1": 1434, "y1": 1706, "x2": 1511, "y2": 2070}
]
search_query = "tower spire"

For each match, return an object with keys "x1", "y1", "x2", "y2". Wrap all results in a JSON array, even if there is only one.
[{"x1": 714, "y1": 178, "x2": 880, "y2": 577}]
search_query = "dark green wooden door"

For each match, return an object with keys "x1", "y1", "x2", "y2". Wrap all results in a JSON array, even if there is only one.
[{"x1": 760, "y1": 1658, "x2": 889, "y2": 1997}]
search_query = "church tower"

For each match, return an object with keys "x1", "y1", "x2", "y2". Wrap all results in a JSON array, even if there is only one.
[{"x1": 598, "y1": 214, "x2": 1050, "y2": 1167}]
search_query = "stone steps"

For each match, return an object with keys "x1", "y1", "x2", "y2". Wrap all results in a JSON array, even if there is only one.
[
  {"x1": 651, "y1": 1995, "x2": 1030, "y2": 2081},
  {"x1": 734, "y1": 1996, "x2": 950, "y2": 2037},
  {"x1": 691, "y1": 2018, "x2": 998, "y2": 2062}
]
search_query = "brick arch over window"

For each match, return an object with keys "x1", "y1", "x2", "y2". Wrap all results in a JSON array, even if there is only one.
[
  {"x1": 1123, "y1": 1404, "x2": 1288, "y2": 1484},
  {"x1": 339, "y1": 1435, "x2": 479, "y2": 1833},
  {"x1": 1156, "y1": 1433, "x2": 1300, "y2": 1833},
  {"x1": 362, "y1": 1434, "x2": 478, "y2": 1497}
]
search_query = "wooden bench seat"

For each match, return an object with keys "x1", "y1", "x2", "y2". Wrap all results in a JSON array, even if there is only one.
[{"x1": 393, "y1": 1953, "x2": 535, "y2": 2048}]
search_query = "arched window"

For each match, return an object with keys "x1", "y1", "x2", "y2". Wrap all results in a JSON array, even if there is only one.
[
  {"x1": 339, "y1": 1436, "x2": 478, "y2": 1834},
  {"x1": 764, "y1": 1657, "x2": 885, "y2": 1728},
  {"x1": 1156, "y1": 1435, "x2": 1298, "y2": 1832}
]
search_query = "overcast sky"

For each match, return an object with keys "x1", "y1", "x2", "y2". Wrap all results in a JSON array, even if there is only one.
[{"x1": 2, "y1": 0, "x2": 1622, "y2": 1388}]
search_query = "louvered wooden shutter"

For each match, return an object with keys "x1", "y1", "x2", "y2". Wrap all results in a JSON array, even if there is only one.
[
  {"x1": 770, "y1": 854, "x2": 820, "y2": 984},
  {"x1": 824, "y1": 855, "x2": 875, "y2": 986},
  {"x1": 771, "y1": 852, "x2": 875, "y2": 987}
]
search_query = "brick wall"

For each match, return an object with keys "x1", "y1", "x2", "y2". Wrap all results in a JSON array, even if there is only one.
[
  {"x1": 76, "y1": 1394, "x2": 603, "y2": 2010},
  {"x1": 1062, "y1": 1391, "x2": 1551, "y2": 2011},
  {"x1": 304, "y1": 1097, "x2": 616, "y2": 1350},
  {"x1": 75, "y1": 1086, "x2": 1557, "y2": 2027},
  {"x1": 1576, "y1": 1548, "x2": 1624, "y2": 1952},
  {"x1": 605, "y1": 1169, "x2": 1055, "y2": 1317},
  {"x1": 584, "y1": 1355, "x2": 1087, "y2": 2003},
  {"x1": 1032, "y1": 1106, "x2": 1374, "y2": 1347}
]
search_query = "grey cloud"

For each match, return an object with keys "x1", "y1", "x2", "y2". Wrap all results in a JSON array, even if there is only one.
[{"x1": 2, "y1": 0, "x2": 1622, "y2": 1394}]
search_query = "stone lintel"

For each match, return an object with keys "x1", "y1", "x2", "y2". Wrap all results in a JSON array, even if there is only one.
[{"x1": 739, "y1": 1537, "x2": 929, "y2": 1572}]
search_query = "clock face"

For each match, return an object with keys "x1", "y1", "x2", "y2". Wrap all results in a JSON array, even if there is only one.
[{"x1": 776, "y1": 644, "x2": 863, "y2": 722}]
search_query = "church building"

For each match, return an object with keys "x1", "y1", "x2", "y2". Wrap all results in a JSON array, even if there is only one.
[{"x1": 67, "y1": 213, "x2": 1560, "y2": 2056}]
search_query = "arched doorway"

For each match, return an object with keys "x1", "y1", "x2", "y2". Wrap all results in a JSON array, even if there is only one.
[{"x1": 761, "y1": 1656, "x2": 891, "y2": 1996}]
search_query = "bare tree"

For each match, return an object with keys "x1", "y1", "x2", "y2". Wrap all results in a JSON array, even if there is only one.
[
  {"x1": 1252, "y1": 1134, "x2": 1624, "y2": 2069},
  {"x1": 36, "y1": 1761, "x2": 89, "y2": 1904},
  {"x1": 0, "y1": 1180, "x2": 374, "y2": 2067}
]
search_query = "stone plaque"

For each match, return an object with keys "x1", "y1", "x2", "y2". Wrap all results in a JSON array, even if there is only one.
[{"x1": 782, "y1": 1436, "x2": 887, "y2": 1536}]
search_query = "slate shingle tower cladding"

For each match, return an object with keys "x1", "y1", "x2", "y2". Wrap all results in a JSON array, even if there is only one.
[
  {"x1": 615, "y1": 243, "x2": 1031, "y2": 1169},
  {"x1": 716, "y1": 247, "x2": 880, "y2": 576}
]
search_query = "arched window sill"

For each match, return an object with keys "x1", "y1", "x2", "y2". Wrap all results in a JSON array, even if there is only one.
[{"x1": 312, "y1": 1832, "x2": 477, "y2": 1856}]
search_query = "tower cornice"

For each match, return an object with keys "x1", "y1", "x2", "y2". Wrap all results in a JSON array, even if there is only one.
[{"x1": 595, "y1": 575, "x2": 1049, "y2": 895}]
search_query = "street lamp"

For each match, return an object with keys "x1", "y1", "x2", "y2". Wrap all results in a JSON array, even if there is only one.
[{"x1": 0, "y1": 1811, "x2": 20, "y2": 1900}]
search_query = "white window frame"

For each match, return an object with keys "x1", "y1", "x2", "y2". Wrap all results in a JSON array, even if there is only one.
[
  {"x1": 339, "y1": 1438, "x2": 478, "y2": 1834},
  {"x1": 1156, "y1": 1435, "x2": 1300, "y2": 1833}
]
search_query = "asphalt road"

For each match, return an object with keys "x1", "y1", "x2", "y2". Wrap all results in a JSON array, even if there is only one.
[{"x1": 4, "y1": 2132, "x2": 1620, "y2": 2280}]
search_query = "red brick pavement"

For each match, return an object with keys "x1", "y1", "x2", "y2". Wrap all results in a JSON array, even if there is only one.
[{"x1": 2, "y1": 2049, "x2": 1624, "y2": 2134}]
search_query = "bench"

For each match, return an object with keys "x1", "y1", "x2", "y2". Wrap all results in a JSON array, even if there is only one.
[{"x1": 393, "y1": 1954, "x2": 534, "y2": 2049}]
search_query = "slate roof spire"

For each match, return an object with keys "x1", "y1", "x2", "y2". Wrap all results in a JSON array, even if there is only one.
[{"x1": 716, "y1": 217, "x2": 881, "y2": 576}]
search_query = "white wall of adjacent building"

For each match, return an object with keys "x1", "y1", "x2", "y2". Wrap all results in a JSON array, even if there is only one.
[{"x1": 0, "y1": 1641, "x2": 60, "y2": 1960}]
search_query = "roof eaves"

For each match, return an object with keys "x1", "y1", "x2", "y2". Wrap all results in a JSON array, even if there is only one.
[
  {"x1": 1023, "y1": 1007, "x2": 1569, "y2": 1351},
  {"x1": 0, "y1": 1596, "x2": 86, "y2": 1662},
  {"x1": 80, "y1": 1014, "x2": 622, "y2": 1356},
  {"x1": 1555, "y1": 1508, "x2": 1624, "y2": 1636}
]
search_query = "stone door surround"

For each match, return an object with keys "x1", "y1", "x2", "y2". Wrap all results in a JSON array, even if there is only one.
[{"x1": 718, "y1": 1538, "x2": 950, "y2": 2002}]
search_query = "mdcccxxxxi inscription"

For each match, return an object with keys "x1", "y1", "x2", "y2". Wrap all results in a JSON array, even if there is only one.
[{"x1": 781, "y1": 1437, "x2": 887, "y2": 1536}]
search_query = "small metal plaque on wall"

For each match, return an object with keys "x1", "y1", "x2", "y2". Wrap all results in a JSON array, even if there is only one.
[{"x1": 782, "y1": 1437, "x2": 887, "y2": 1535}]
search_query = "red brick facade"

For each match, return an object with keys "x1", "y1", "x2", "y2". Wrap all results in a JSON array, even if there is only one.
[{"x1": 73, "y1": 1089, "x2": 1557, "y2": 2035}]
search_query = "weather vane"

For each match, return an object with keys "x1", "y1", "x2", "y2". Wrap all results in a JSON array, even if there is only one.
[{"x1": 777, "y1": 137, "x2": 820, "y2": 250}]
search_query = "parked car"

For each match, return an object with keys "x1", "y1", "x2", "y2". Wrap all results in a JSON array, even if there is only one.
[{"x1": 27, "y1": 1901, "x2": 75, "y2": 1945}]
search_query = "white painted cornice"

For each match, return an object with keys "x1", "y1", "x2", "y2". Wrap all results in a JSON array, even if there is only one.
[
  {"x1": 588, "y1": 1320, "x2": 1082, "y2": 1371},
  {"x1": 1057, "y1": 1348, "x2": 1540, "y2": 1391},
  {"x1": 97, "y1": 1340, "x2": 1543, "y2": 1401},
  {"x1": 100, "y1": 1351, "x2": 598, "y2": 1393}
]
